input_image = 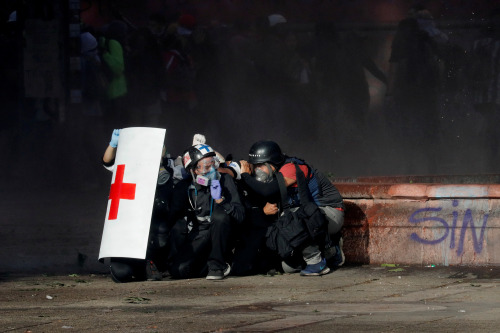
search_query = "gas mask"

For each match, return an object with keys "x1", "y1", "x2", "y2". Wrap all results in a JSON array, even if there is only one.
[
  {"x1": 195, "y1": 167, "x2": 219, "y2": 186},
  {"x1": 204, "y1": 166, "x2": 218, "y2": 180},
  {"x1": 254, "y1": 163, "x2": 274, "y2": 183},
  {"x1": 157, "y1": 166, "x2": 171, "y2": 185},
  {"x1": 193, "y1": 157, "x2": 219, "y2": 186},
  {"x1": 157, "y1": 152, "x2": 171, "y2": 185}
]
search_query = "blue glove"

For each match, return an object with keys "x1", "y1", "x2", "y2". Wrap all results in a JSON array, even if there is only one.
[
  {"x1": 109, "y1": 129, "x2": 120, "y2": 148},
  {"x1": 210, "y1": 179, "x2": 222, "y2": 200}
]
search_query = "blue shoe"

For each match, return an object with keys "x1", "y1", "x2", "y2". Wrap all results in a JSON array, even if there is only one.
[{"x1": 300, "y1": 258, "x2": 330, "y2": 276}]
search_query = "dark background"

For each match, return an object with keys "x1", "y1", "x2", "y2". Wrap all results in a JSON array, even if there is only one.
[{"x1": 2, "y1": 0, "x2": 500, "y2": 190}]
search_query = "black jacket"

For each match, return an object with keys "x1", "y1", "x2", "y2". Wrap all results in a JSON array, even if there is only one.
[{"x1": 167, "y1": 173, "x2": 245, "y2": 226}]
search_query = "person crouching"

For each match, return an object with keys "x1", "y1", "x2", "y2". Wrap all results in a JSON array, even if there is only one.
[{"x1": 166, "y1": 144, "x2": 245, "y2": 280}]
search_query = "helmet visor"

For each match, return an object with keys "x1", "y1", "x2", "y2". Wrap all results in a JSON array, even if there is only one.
[{"x1": 195, "y1": 156, "x2": 215, "y2": 175}]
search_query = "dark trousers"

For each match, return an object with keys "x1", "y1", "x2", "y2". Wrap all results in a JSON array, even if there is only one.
[
  {"x1": 168, "y1": 206, "x2": 232, "y2": 279},
  {"x1": 108, "y1": 216, "x2": 170, "y2": 283},
  {"x1": 231, "y1": 208, "x2": 281, "y2": 276},
  {"x1": 146, "y1": 216, "x2": 170, "y2": 272}
]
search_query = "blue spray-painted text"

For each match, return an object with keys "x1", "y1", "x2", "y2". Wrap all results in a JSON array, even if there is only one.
[{"x1": 409, "y1": 200, "x2": 488, "y2": 255}]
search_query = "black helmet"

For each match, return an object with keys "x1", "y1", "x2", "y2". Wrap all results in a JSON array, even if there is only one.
[
  {"x1": 182, "y1": 144, "x2": 216, "y2": 170},
  {"x1": 248, "y1": 140, "x2": 285, "y2": 165}
]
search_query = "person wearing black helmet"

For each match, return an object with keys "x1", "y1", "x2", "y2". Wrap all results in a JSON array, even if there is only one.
[
  {"x1": 239, "y1": 140, "x2": 344, "y2": 276},
  {"x1": 166, "y1": 143, "x2": 245, "y2": 280}
]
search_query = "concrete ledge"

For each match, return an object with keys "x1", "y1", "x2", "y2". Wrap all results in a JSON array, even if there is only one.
[
  {"x1": 337, "y1": 183, "x2": 500, "y2": 199},
  {"x1": 333, "y1": 174, "x2": 500, "y2": 184},
  {"x1": 338, "y1": 181, "x2": 500, "y2": 267}
]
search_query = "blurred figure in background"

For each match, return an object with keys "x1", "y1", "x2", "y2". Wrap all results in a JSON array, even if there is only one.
[
  {"x1": 125, "y1": 27, "x2": 164, "y2": 127},
  {"x1": 99, "y1": 20, "x2": 129, "y2": 131},
  {"x1": 468, "y1": 8, "x2": 500, "y2": 172},
  {"x1": 385, "y1": 4, "x2": 445, "y2": 174}
]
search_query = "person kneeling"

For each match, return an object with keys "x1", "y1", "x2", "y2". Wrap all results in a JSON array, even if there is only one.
[{"x1": 166, "y1": 144, "x2": 245, "y2": 280}]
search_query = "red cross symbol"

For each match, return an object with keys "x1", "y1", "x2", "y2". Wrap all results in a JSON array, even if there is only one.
[{"x1": 108, "y1": 164, "x2": 136, "y2": 220}]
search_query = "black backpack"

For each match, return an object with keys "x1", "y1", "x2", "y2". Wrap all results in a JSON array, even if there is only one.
[{"x1": 265, "y1": 162, "x2": 329, "y2": 259}]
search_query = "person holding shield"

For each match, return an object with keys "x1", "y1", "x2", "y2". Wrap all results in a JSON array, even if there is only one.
[
  {"x1": 102, "y1": 129, "x2": 175, "y2": 282},
  {"x1": 166, "y1": 143, "x2": 245, "y2": 280}
]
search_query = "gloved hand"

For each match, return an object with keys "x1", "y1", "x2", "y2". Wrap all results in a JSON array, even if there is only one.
[
  {"x1": 210, "y1": 179, "x2": 222, "y2": 200},
  {"x1": 109, "y1": 129, "x2": 121, "y2": 148}
]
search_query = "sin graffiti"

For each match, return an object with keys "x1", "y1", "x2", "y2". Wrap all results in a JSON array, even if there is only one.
[{"x1": 409, "y1": 200, "x2": 488, "y2": 255}]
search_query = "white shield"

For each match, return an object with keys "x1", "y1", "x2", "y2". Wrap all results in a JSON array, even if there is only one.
[{"x1": 99, "y1": 127, "x2": 166, "y2": 260}]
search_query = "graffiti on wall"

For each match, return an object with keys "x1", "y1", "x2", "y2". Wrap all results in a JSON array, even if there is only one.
[{"x1": 409, "y1": 200, "x2": 488, "y2": 255}]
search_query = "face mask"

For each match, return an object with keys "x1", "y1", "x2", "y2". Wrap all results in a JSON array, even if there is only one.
[
  {"x1": 195, "y1": 175, "x2": 209, "y2": 186},
  {"x1": 193, "y1": 157, "x2": 217, "y2": 186},
  {"x1": 204, "y1": 166, "x2": 218, "y2": 181},
  {"x1": 255, "y1": 168, "x2": 273, "y2": 183},
  {"x1": 195, "y1": 166, "x2": 218, "y2": 186}
]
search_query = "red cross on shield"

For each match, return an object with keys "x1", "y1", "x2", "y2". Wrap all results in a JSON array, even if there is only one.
[{"x1": 108, "y1": 164, "x2": 136, "y2": 220}]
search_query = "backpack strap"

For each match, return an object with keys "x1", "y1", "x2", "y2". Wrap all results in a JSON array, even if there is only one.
[
  {"x1": 277, "y1": 161, "x2": 313, "y2": 214},
  {"x1": 276, "y1": 172, "x2": 289, "y2": 213},
  {"x1": 294, "y1": 162, "x2": 312, "y2": 205}
]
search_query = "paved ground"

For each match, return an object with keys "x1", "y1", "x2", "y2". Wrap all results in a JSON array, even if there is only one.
[{"x1": 1, "y1": 265, "x2": 499, "y2": 333}]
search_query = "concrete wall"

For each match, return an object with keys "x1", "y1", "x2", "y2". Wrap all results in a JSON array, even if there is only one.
[
  {"x1": 339, "y1": 182, "x2": 500, "y2": 266},
  {"x1": 2, "y1": 179, "x2": 499, "y2": 275}
]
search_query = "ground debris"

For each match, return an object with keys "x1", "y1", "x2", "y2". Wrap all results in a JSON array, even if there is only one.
[{"x1": 124, "y1": 296, "x2": 151, "y2": 304}]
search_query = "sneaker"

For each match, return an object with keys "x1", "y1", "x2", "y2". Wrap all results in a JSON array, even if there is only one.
[
  {"x1": 206, "y1": 263, "x2": 231, "y2": 280},
  {"x1": 300, "y1": 258, "x2": 330, "y2": 276},
  {"x1": 331, "y1": 237, "x2": 345, "y2": 268},
  {"x1": 146, "y1": 260, "x2": 162, "y2": 281}
]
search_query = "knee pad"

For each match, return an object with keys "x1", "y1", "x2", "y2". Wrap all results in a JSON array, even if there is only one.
[
  {"x1": 109, "y1": 260, "x2": 134, "y2": 283},
  {"x1": 109, "y1": 258, "x2": 146, "y2": 283}
]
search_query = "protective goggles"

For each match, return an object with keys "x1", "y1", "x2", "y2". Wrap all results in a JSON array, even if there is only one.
[{"x1": 195, "y1": 157, "x2": 215, "y2": 174}]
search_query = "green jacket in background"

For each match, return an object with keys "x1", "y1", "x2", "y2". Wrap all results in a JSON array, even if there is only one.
[{"x1": 100, "y1": 37, "x2": 127, "y2": 100}]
